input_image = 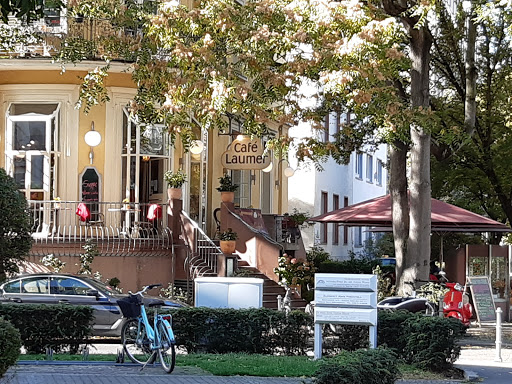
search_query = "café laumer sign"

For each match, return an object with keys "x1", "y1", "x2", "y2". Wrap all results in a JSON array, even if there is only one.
[{"x1": 221, "y1": 136, "x2": 271, "y2": 170}]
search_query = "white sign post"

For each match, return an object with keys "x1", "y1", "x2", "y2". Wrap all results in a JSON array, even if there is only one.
[{"x1": 313, "y1": 273, "x2": 378, "y2": 360}]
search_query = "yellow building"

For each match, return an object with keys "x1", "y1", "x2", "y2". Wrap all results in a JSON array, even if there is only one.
[{"x1": 0, "y1": 12, "x2": 305, "y2": 307}]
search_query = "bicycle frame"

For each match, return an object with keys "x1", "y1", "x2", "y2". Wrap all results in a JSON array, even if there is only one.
[{"x1": 136, "y1": 299, "x2": 176, "y2": 353}]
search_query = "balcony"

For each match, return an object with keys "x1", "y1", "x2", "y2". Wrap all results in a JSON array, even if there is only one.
[
  {"x1": 28, "y1": 200, "x2": 172, "y2": 257},
  {"x1": 1, "y1": 14, "x2": 138, "y2": 60}
]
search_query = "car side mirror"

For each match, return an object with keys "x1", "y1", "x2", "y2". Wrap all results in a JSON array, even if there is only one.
[{"x1": 86, "y1": 289, "x2": 99, "y2": 299}]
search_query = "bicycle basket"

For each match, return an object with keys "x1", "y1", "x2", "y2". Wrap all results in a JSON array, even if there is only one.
[{"x1": 117, "y1": 296, "x2": 142, "y2": 318}]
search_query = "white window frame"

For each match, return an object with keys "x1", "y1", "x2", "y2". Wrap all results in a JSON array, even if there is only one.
[
  {"x1": 355, "y1": 152, "x2": 363, "y2": 179},
  {"x1": 366, "y1": 154, "x2": 373, "y2": 183}
]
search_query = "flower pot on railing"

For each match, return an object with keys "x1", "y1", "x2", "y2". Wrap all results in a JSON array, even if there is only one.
[
  {"x1": 220, "y1": 191, "x2": 235, "y2": 203},
  {"x1": 218, "y1": 228, "x2": 238, "y2": 254},
  {"x1": 220, "y1": 240, "x2": 236, "y2": 254},
  {"x1": 165, "y1": 169, "x2": 186, "y2": 200},
  {"x1": 217, "y1": 174, "x2": 238, "y2": 203},
  {"x1": 167, "y1": 188, "x2": 182, "y2": 200}
]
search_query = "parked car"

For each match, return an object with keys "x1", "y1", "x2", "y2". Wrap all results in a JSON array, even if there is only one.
[{"x1": 0, "y1": 273, "x2": 184, "y2": 337}]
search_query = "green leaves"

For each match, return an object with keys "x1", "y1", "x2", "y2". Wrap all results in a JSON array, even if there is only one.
[
  {"x1": 0, "y1": 304, "x2": 93, "y2": 353},
  {"x1": 0, "y1": 168, "x2": 31, "y2": 278}
]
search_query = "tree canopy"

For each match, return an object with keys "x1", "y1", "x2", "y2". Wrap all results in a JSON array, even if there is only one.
[{"x1": 5, "y1": 0, "x2": 503, "y2": 292}]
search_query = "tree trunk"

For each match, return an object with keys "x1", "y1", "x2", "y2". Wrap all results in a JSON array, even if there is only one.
[
  {"x1": 401, "y1": 25, "x2": 432, "y2": 294},
  {"x1": 389, "y1": 140, "x2": 409, "y2": 292},
  {"x1": 464, "y1": 4, "x2": 477, "y2": 135}
]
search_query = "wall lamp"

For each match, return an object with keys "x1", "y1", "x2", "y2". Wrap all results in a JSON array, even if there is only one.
[
  {"x1": 272, "y1": 159, "x2": 295, "y2": 187},
  {"x1": 190, "y1": 139, "x2": 205, "y2": 155},
  {"x1": 84, "y1": 121, "x2": 101, "y2": 164}
]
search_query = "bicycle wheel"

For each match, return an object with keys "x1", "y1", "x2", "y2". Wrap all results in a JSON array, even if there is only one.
[
  {"x1": 156, "y1": 320, "x2": 176, "y2": 373},
  {"x1": 121, "y1": 319, "x2": 156, "y2": 365}
]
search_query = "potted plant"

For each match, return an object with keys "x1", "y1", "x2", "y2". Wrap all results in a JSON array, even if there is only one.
[
  {"x1": 217, "y1": 173, "x2": 238, "y2": 203},
  {"x1": 164, "y1": 169, "x2": 187, "y2": 200},
  {"x1": 289, "y1": 208, "x2": 311, "y2": 227},
  {"x1": 218, "y1": 227, "x2": 238, "y2": 254}
]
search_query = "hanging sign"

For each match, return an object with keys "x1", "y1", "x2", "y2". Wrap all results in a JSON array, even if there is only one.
[{"x1": 221, "y1": 136, "x2": 271, "y2": 170}]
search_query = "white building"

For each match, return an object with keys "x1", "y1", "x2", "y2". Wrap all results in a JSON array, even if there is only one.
[{"x1": 288, "y1": 111, "x2": 388, "y2": 261}]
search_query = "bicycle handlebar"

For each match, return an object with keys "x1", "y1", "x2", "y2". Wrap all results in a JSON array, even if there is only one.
[{"x1": 128, "y1": 284, "x2": 162, "y2": 296}]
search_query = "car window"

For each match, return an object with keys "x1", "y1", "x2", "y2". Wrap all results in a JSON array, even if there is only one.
[
  {"x1": 51, "y1": 277, "x2": 91, "y2": 296},
  {"x1": 22, "y1": 277, "x2": 49, "y2": 294},
  {"x1": 3, "y1": 280, "x2": 21, "y2": 293},
  {"x1": 80, "y1": 276, "x2": 115, "y2": 296}
]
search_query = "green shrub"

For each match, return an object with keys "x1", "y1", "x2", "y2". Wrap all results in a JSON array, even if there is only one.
[
  {"x1": 0, "y1": 304, "x2": 93, "y2": 353},
  {"x1": 169, "y1": 307, "x2": 312, "y2": 355},
  {"x1": 0, "y1": 317, "x2": 21, "y2": 377},
  {"x1": 315, "y1": 348, "x2": 398, "y2": 384},
  {"x1": 321, "y1": 324, "x2": 368, "y2": 353},
  {"x1": 377, "y1": 310, "x2": 466, "y2": 371},
  {"x1": 402, "y1": 315, "x2": 466, "y2": 371}
]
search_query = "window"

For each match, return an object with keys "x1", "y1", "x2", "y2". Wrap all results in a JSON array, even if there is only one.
[
  {"x1": 332, "y1": 194, "x2": 339, "y2": 245},
  {"x1": 22, "y1": 277, "x2": 49, "y2": 294},
  {"x1": 366, "y1": 154, "x2": 373, "y2": 183},
  {"x1": 324, "y1": 114, "x2": 330, "y2": 142},
  {"x1": 51, "y1": 277, "x2": 90, "y2": 296},
  {"x1": 376, "y1": 160, "x2": 383, "y2": 186},
  {"x1": 6, "y1": 103, "x2": 60, "y2": 201},
  {"x1": 320, "y1": 191, "x2": 328, "y2": 243},
  {"x1": 343, "y1": 196, "x2": 349, "y2": 245},
  {"x1": 354, "y1": 227, "x2": 363, "y2": 247},
  {"x1": 3, "y1": 280, "x2": 21, "y2": 293},
  {"x1": 121, "y1": 107, "x2": 171, "y2": 206},
  {"x1": 355, "y1": 153, "x2": 363, "y2": 179}
]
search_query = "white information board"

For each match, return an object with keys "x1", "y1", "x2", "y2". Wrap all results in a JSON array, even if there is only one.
[
  {"x1": 314, "y1": 307, "x2": 377, "y2": 325},
  {"x1": 314, "y1": 290, "x2": 376, "y2": 308},
  {"x1": 313, "y1": 273, "x2": 378, "y2": 359}
]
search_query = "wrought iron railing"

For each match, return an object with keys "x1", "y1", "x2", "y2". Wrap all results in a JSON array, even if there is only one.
[
  {"x1": 181, "y1": 210, "x2": 221, "y2": 278},
  {"x1": 28, "y1": 200, "x2": 172, "y2": 256}
]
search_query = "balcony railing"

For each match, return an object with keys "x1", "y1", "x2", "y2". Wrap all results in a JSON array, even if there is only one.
[{"x1": 28, "y1": 200, "x2": 172, "y2": 257}]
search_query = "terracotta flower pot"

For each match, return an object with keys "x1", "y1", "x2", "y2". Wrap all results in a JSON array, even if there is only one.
[
  {"x1": 220, "y1": 240, "x2": 236, "y2": 254},
  {"x1": 167, "y1": 188, "x2": 182, "y2": 200},
  {"x1": 220, "y1": 191, "x2": 235, "y2": 203}
]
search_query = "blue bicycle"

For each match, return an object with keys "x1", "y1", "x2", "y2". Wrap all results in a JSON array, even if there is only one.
[{"x1": 117, "y1": 284, "x2": 176, "y2": 373}]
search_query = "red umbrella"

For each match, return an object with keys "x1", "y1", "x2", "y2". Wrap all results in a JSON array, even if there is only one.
[{"x1": 309, "y1": 194, "x2": 511, "y2": 232}]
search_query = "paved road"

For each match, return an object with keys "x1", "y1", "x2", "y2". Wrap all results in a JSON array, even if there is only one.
[
  {"x1": 1, "y1": 362, "x2": 465, "y2": 384},
  {"x1": 3, "y1": 363, "x2": 313, "y2": 384}
]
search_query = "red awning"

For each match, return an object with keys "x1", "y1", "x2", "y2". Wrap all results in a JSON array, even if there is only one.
[{"x1": 309, "y1": 194, "x2": 511, "y2": 232}]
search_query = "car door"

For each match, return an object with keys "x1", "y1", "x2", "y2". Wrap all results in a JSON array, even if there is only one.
[
  {"x1": 2, "y1": 276, "x2": 51, "y2": 304},
  {"x1": 49, "y1": 276, "x2": 112, "y2": 331}
]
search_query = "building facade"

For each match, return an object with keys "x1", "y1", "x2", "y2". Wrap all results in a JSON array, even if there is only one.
[
  {"x1": 289, "y1": 111, "x2": 388, "y2": 260},
  {"x1": 0, "y1": 10, "x2": 297, "y2": 300}
]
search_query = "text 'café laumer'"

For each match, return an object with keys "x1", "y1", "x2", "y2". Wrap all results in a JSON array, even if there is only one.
[{"x1": 222, "y1": 141, "x2": 270, "y2": 167}]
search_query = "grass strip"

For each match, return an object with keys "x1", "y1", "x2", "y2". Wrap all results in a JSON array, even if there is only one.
[{"x1": 176, "y1": 353, "x2": 320, "y2": 377}]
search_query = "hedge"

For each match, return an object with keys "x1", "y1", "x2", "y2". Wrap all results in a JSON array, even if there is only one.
[
  {"x1": 169, "y1": 307, "x2": 312, "y2": 354},
  {"x1": 0, "y1": 317, "x2": 21, "y2": 377},
  {"x1": 0, "y1": 304, "x2": 93, "y2": 353},
  {"x1": 378, "y1": 310, "x2": 466, "y2": 371}
]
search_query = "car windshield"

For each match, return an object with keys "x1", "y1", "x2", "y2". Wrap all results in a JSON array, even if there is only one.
[{"x1": 79, "y1": 276, "x2": 116, "y2": 296}]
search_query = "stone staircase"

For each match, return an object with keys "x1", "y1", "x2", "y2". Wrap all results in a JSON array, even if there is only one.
[
  {"x1": 182, "y1": 215, "x2": 307, "y2": 310},
  {"x1": 236, "y1": 259, "x2": 307, "y2": 310}
]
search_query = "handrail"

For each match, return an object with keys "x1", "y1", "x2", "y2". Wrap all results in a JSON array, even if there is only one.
[
  {"x1": 180, "y1": 210, "x2": 221, "y2": 278},
  {"x1": 225, "y1": 205, "x2": 283, "y2": 249}
]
